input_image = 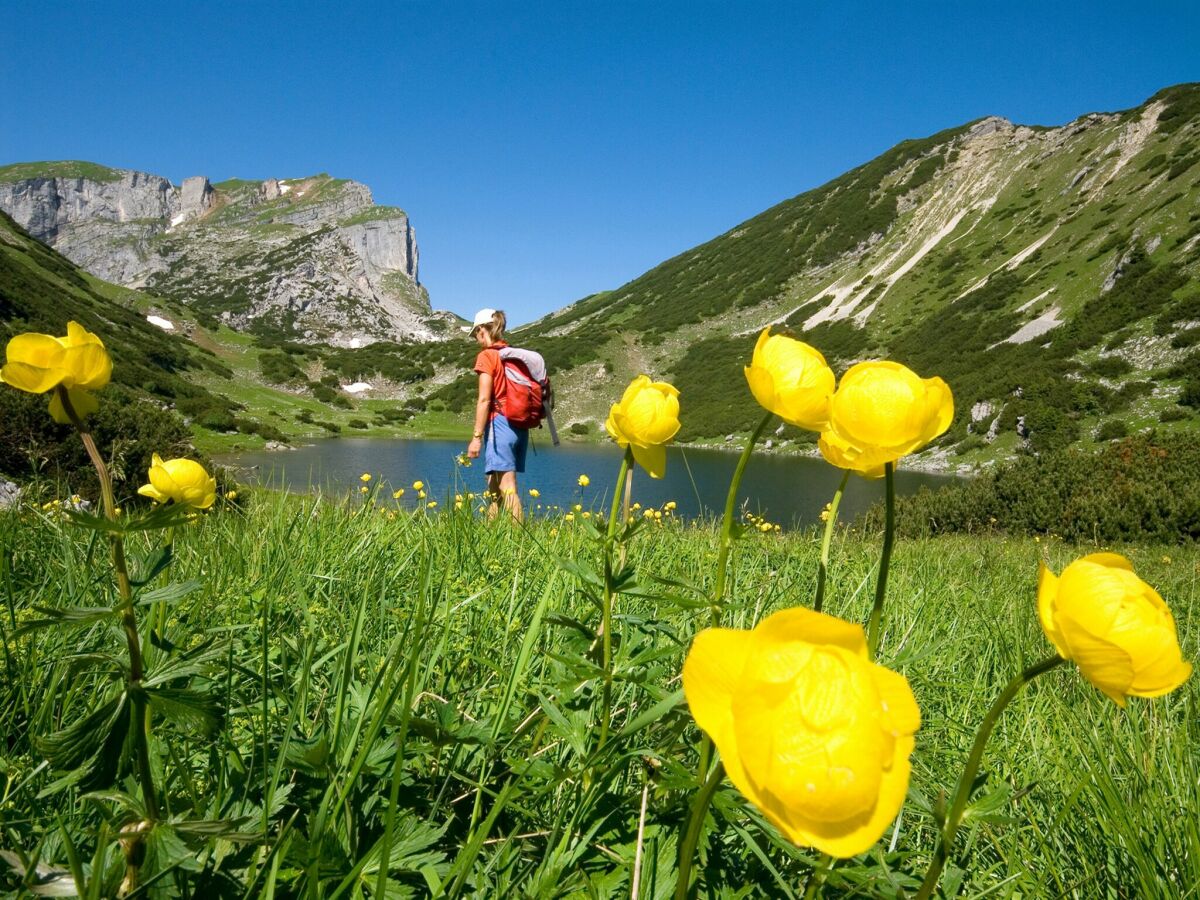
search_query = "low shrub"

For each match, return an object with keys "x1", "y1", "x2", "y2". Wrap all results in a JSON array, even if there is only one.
[
  {"x1": 862, "y1": 434, "x2": 1200, "y2": 543},
  {"x1": 0, "y1": 386, "x2": 196, "y2": 497}
]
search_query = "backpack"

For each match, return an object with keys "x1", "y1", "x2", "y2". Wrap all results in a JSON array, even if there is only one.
[{"x1": 496, "y1": 346, "x2": 559, "y2": 445}]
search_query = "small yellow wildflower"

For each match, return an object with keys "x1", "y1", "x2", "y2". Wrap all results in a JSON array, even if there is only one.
[
  {"x1": 418, "y1": 490, "x2": 427, "y2": 499},
  {"x1": 359, "y1": 486, "x2": 369, "y2": 494},
  {"x1": 759, "y1": 522, "x2": 772, "y2": 533},
  {"x1": 578, "y1": 474, "x2": 590, "y2": 487},
  {"x1": 360, "y1": 473, "x2": 372, "y2": 483},
  {"x1": 564, "y1": 513, "x2": 575, "y2": 522},
  {"x1": 427, "y1": 501, "x2": 438, "y2": 509},
  {"x1": 665, "y1": 500, "x2": 677, "y2": 511},
  {"x1": 226, "y1": 490, "x2": 238, "y2": 500},
  {"x1": 582, "y1": 511, "x2": 591, "y2": 519},
  {"x1": 413, "y1": 480, "x2": 424, "y2": 490},
  {"x1": 393, "y1": 488, "x2": 405, "y2": 499},
  {"x1": 529, "y1": 488, "x2": 540, "y2": 498}
]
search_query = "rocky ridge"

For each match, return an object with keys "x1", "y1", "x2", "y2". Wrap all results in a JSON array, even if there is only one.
[{"x1": 0, "y1": 164, "x2": 450, "y2": 346}]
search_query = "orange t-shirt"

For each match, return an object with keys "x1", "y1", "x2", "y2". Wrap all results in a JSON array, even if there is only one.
[{"x1": 473, "y1": 340, "x2": 509, "y2": 420}]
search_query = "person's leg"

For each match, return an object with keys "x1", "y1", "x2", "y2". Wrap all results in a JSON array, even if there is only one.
[
  {"x1": 498, "y1": 470, "x2": 523, "y2": 520},
  {"x1": 486, "y1": 472, "x2": 502, "y2": 520}
]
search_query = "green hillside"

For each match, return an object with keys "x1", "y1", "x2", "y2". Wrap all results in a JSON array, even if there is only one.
[
  {"x1": 0, "y1": 210, "x2": 231, "y2": 406},
  {"x1": 0, "y1": 212, "x2": 457, "y2": 470},
  {"x1": 504, "y1": 83, "x2": 1200, "y2": 464},
  {"x1": 0, "y1": 160, "x2": 123, "y2": 183}
]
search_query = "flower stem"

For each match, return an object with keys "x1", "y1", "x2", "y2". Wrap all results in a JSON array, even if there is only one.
[
  {"x1": 801, "y1": 854, "x2": 834, "y2": 900},
  {"x1": 598, "y1": 448, "x2": 632, "y2": 748},
  {"x1": 866, "y1": 462, "x2": 894, "y2": 659},
  {"x1": 695, "y1": 413, "x2": 773, "y2": 785},
  {"x1": 57, "y1": 388, "x2": 158, "y2": 819},
  {"x1": 711, "y1": 412, "x2": 773, "y2": 623},
  {"x1": 914, "y1": 655, "x2": 1065, "y2": 900},
  {"x1": 675, "y1": 761, "x2": 724, "y2": 900},
  {"x1": 814, "y1": 470, "x2": 850, "y2": 613}
]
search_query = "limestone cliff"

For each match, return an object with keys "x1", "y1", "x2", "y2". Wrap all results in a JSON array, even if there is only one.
[{"x1": 0, "y1": 162, "x2": 447, "y2": 345}]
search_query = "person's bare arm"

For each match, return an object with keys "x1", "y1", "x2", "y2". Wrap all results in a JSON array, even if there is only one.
[{"x1": 467, "y1": 372, "x2": 492, "y2": 458}]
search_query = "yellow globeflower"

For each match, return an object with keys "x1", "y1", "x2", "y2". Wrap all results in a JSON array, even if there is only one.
[
  {"x1": 360, "y1": 473, "x2": 372, "y2": 483},
  {"x1": 604, "y1": 375, "x2": 681, "y2": 479},
  {"x1": 529, "y1": 488, "x2": 540, "y2": 498},
  {"x1": 683, "y1": 607, "x2": 919, "y2": 858},
  {"x1": 137, "y1": 454, "x2": 217, "y2": 510},
  {"x1": 744, "y1": 328, "x2": 834, "y2": 431},
  {"x1": 1038, "y1": 553, "x2": 1192, "y2": 706},
  {"x1": 818, "y1": 361, "x2": 953, "y2": 477},
  {"x1": 412, "y1": 480, "x2": 424, "y2": 491},
  {"x1": 1, "y1": 321, "x2": 113, "y2": 423},
  {"x1": 392, "y1": 488, "x2": 405, "y2": 499},
  {"x1": 578, "y1": 474, "x2": 590, "y2": 487}
]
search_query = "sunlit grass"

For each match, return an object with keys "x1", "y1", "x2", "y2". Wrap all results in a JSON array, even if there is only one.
[{"x1": 1, "y1": 490, "x2": 1195, "y2": 895}]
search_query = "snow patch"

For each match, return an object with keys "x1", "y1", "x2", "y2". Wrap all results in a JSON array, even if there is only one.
[
  {"x1": 146, "y1": 315, "x2": 175, "y2": 331},
  {"x1": 1004, "y1": 306, "x2": 1063, "y2": 344},
  {"x1": 342, "y1": 382, "x2": 373, "y2": 394},
  {"x1": 279, "y1": 180, "x2": 292, "y2": 195},
  {"x1": 349, "y1": 337, "x2": 363, "y2": 348},
  {"x1": 169, "y1": 214, "x2": 185, "y2": 228}
]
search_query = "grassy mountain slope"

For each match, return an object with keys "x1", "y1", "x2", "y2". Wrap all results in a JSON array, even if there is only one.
[
  {"x1": 0, "y1": 211, "x2": 463, "y2": 460},
  {"x1": 506, "y1": 83, "x2": 1200, "y2": 466}
]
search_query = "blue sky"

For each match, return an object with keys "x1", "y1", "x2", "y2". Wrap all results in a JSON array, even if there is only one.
[{"x1": 2, "y1": 1, "x2": 1197, "y2": 326}]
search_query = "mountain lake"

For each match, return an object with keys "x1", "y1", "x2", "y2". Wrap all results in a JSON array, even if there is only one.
[{"x1": 218, "y1": 437, "x2": 961, "y2": 526}]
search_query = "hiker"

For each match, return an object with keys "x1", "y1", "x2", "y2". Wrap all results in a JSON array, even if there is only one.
[{"x1": 464, "y1": 308, "x2": 526, "y2": 520}]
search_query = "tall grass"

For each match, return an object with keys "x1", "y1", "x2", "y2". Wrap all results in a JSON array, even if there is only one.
[{"x1": 1, "y1": 490, "x2": 1196, "y2": 896}]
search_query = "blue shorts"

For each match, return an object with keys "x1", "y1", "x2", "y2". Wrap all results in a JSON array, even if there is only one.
[{"x1": 484, "y1": 415, "x2": 528, "y2": 474}]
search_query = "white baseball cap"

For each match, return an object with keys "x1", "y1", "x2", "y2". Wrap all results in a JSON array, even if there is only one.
[{"x1": 461, "y1": 308, "x2": 497, "y2": 334}]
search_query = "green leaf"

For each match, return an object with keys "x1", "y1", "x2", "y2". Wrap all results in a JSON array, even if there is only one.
[
  {"x1": 616, "y1": 689, "x2": 684, "y2": 739},
  {"x1": 35, "y1": 690, "x2": 131, "y2": 793},
  {"x1": 65, "y1": 502, "x2": 194, "y2": 535},
  {"x1": 144, "y1": 824, "x2": 203, "y2": 874},
  {"x1": 17, "y1": 606, "x2": 116, "y2": 635},
  {"x1": 143, "y1": 686, "x2": 221, "y2": 736},
  {"x1": 545, "y1": 614, "x2": 596, "y2": 641},
  {"x1": 136, "y1": 580, "x2": 202, "y2": 606},
  {"x1": 553, "y1": 556, "x2": 604, "y2": 589},
  {"x1": 130, "y1": 544, "x2": 173, "y2": 587},
  {"x1": 171, "y1": 817, "x2": 259, "y2": 842},
  {"x1": 34, "y1": 691, "x2": 123, "y2": 772},
  {"x1": 143, "y1": 639, "x2": 226, "y2": 686}
]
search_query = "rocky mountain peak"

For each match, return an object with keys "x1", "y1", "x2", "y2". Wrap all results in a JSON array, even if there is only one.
[{"x1": 0, "y1": 163, "x2": 448, "y2": 345}]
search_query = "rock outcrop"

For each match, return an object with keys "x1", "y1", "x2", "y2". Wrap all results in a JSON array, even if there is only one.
[{"x1": 0, "y1": 164, "x2": 443, "y2": 345}]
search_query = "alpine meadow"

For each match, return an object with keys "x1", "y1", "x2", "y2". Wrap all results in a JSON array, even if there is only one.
[{"x1": 1, "y1": 78, "x2": 1199, "y2": 899}]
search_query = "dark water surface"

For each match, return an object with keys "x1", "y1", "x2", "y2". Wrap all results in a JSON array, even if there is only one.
[{"x1": 218, "y1": 438, "x2": 960, "y2": 527}]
